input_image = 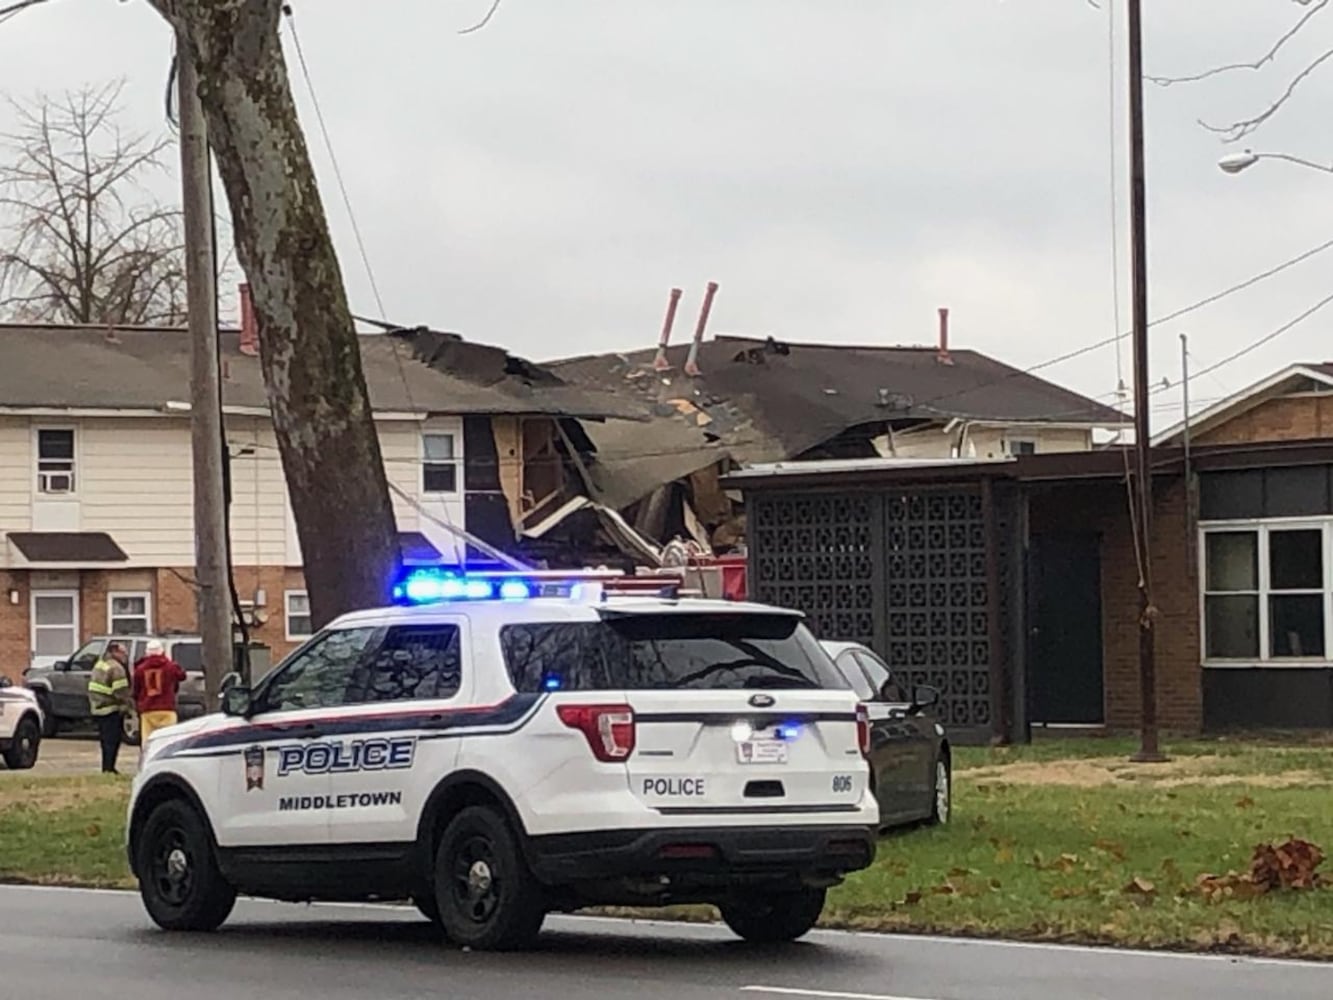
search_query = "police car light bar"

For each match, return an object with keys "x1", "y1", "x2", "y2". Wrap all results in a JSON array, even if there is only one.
[{"x1": 391, "y1": 567, "x2": 682, "y2": 606}]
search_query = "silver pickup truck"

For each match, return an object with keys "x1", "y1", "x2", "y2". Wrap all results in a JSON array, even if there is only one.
[{"x1": 24, "y1": 634, "x2": 207, "y2": 746}]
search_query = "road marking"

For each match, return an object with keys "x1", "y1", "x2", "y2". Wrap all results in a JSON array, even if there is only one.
[{"x1": 742, "y1": 988, "x2": 937, "y2": 1000}]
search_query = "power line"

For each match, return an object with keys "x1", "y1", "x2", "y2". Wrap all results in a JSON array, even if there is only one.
[{"x1": 912, "y1": 234, "x2": 1333, "y2": 414}]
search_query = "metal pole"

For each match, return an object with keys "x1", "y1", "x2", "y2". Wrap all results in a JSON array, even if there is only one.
[
  {"x1": 1127, "y1": 0, "x2": 1164, "y2": 762},
  {"x1": 1180, "y1": 334, "x2": 1191, "y2": 472},
  {"x1": 177, "y1": 34, "x2": 233, "y2": 706}
]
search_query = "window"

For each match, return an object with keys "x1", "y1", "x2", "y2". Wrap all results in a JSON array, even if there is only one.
[
  {"x1": 36, "y1": 428, "x2": 75, "y2": 494},
  {"x1": 170, "y1": 641, "x2": 204, "y2": 672},
  {"x1": 253, "y1": 626, "x2": 380, "y2": 714},
  {"x1": 108, "y1": 593, "x2": 151, "y2": 635},
  {"x1": 1009, "y1": 439, "x2": 1037, "y2": 456},
  {"x1": 854, "y1": 649, "x2": 905, "y2": 702},
  {"x1": 500, "y1": 613, "x2": 847, "y2": 693},
  {"x1": 422, "y1": 432, "x2": 458, "y2": 494},
  {"x1": 31, "y1": 591, "x2": 78, "y2": 660},
  {"x1": 1201, "y1": 524, "x2": 1333, "y2": 663},
  {"x1": 833, "y1": 652, "x2": 876, "y2": 701},
  {"x1": 345, "y1": 625, "x2": 461, "y2": 704},
  {"x1": 285, "y1": 591, "x2": 312, "y2": 640}
]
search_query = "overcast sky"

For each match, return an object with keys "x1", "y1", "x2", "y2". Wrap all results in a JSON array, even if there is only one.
[{"x1": 3, "y1": 0, "x2": 1331, "y2": 430}]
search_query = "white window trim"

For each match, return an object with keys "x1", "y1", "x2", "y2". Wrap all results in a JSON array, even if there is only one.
[
  {"x1": 33, "y1": 424, "x2": 78, "y2": 497},
  {"x1": 1199, "y1": 518, "x2": 1333, "y2": 668},
  {"x1": 284, "y1": 589, "x2": 313, "y2": 641},
  {"x1": 420, "y1": 430, "x2": 460, "y2": 496},
  {"x1": 30, "y1": 588, "x2": 79, "y2": 662},
  {"x1": 107, "y1": 591, "x2": 153, "y2": 635}
]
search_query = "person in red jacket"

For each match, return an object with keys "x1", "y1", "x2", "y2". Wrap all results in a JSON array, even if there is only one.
[{"x1": 132, "y1": 640, "x2": 188, "y2": 745}]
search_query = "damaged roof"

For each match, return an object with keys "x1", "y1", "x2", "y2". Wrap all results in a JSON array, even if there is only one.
[
  {"x1": 550, "y1": 335, "x2": 1126, "y2": 509},
  {"x1": 0, "y1": 324, "x2": 645, "y2": 421}
]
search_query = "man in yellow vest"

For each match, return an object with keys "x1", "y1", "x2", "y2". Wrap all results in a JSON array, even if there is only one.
[{"x1": 88, "y1": 642, "x2": 132, "y2": 774}]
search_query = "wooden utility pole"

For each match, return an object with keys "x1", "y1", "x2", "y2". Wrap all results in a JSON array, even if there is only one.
[
  {"x1": 1127, "y1": 0, "x2": 1164, "y2": 762},
  {"x1": 177, "y1": 36, "x2": 233, "y2": 704}
]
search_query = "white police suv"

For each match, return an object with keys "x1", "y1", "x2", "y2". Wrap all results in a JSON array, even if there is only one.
[{"x1": 126, "y1": 570, "x2": 878, "y2": 950}]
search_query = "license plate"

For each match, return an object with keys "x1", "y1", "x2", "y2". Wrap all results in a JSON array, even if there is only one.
[{"x1": 737, "y1": 739, "x2": 788, "y2": 764}]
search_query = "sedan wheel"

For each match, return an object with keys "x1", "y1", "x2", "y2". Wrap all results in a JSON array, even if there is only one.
[{"x1": 929, "y1": 758, "x2": 951, "y2": 825}]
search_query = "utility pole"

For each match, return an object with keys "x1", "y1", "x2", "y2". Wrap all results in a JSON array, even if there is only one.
[
  {"x1": 1127, "y1": 0, "x2": 1164, "y2": 762},
  {"x1": 177, "y1": 34, "x2": 233, "y2": 705}
]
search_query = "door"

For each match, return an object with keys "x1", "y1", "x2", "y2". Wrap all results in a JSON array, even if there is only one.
[
  {"x1": 1029, "y1": 533, "x2": 1105, "y2": 725},
  {"x1": 839, "y1": 649, "x2": 929, "y2": 824},
  {"x1": 213, "y1": 625, "x2": 382, "y2": 848},
  {"x1": 855, "y1": 649, "x2": 935, "y2": 818},
  {"x1": 50, "y1": 637, "x2": 103, "y2": 718},
  {"x1": 30, "y1": 590, "x2": 78, "y2": 670}
]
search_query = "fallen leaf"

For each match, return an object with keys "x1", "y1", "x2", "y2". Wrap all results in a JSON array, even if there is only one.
[
  {"x1": 1093, "y1": 839, "x2": 1127, "y2": 862},
  {"x1": 1236, "y1": 795, "x2": 1255, "y2": 810},
  {"x1": 900, "y1": 891, "x2": 923, "y2": 906},
  {"x1": 84, "y1": 823, "x2": 101, "y2": 838},
  {"x1": 1123, "y1": 876, "x2": 1157, "y2": 900}
]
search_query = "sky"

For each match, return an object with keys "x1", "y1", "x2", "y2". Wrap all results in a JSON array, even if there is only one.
[{"x1": 2, "y1": 0, "x2": 1332, "y2": 432}]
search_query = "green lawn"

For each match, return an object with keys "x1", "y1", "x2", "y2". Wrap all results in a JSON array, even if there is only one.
[{"x1": 3, "y1": 736, "x2": 1332, "y2": 958}]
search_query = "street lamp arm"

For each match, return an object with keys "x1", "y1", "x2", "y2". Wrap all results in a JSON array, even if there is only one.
[{"x1": 1218, "y1": 150, "x2": 1333, "y2": 175}]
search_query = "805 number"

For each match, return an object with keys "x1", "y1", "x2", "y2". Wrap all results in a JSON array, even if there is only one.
[{"x1": 831, "y1": 774, "x2": 854, "y2": 793}]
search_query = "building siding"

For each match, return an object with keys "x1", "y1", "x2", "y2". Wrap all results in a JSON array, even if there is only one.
[{"x1": 1195, "y1": 394, "x2": 1333, "y2": 445}]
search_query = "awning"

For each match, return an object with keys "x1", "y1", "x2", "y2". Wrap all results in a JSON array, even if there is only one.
[{"x1": 7, "y1": 531, "x2": 128, "y2": 563}]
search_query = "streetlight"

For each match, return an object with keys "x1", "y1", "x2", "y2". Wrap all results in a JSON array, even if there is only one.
[{"x1": 1218, "y1": 149, "x2": 1333, "y2": 175}]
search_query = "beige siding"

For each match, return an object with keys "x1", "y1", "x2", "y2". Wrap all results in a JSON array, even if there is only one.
[
  {"x1": 80, "y1": 418, "x2": 195, "y2": 565},
  {"x1": 226, "y1": 418, "x2": 288, "y2": 567},
  {"x1": 0, "y1": 417, "x2": 31, "y2": 545}
]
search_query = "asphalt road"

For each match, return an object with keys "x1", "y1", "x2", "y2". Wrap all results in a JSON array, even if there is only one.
[{"x1": 2, "y1": 885, "x2": 1329, "y2": 1000}]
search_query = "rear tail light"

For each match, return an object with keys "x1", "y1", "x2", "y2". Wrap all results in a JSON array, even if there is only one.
[
  {"x1": 856, "y1": 703, "x2": 871, "y2": 757},
  {"x1": 557, "y1": 703, "x2": 636, "y2": 762}
]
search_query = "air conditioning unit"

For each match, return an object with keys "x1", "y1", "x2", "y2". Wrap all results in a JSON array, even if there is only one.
[{"x1": 39, "y1": 472, "x2": 73, "y2": 494}]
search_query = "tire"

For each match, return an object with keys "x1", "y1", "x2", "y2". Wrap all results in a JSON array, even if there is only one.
[
  {"x1": 433, "y1": 806, "x2": 545, "y2": 951},
  {"x1": 928, "y1": 755, "x2": 951, "y2": 826},
  {"x1": 123, "y1": 711, "x2": 142, "y2": 748},
  {"x1": 2, "y1": 716, "x2": 40, "y2": 770},
  {"x1": 135, "y1": 799, "x2": 236, "y2": 932},
  {"x1": 35, "y1": 693, "x2": 58, "y2": 738},
  {"x1": 720, "y1": 887, "x2": 826, "y2": 944}
]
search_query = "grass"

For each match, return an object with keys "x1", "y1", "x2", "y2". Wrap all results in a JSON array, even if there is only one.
[{"x1": 3, "y1": 737, "x2": 1332, "y2": 958}]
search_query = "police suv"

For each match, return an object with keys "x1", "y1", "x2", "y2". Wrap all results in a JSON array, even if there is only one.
[{"x1": 126, "y1": 570, "x2": 878, "y2": 950}]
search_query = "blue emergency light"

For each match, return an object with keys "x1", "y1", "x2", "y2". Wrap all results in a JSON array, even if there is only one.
[{"x1": 392, "y1": 567, "x2": 534, "y2": 605}]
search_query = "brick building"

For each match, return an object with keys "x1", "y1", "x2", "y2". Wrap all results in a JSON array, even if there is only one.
[
  {"x1": 727, "y1": 362, "x2": 1333, "y2": 740},
  {"x1": 0, "y1": 317, "x2": 640, "y2": 684}
]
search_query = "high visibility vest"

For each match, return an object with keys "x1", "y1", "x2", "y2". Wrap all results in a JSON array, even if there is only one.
[{"x1": 88, "y1": 659, "x2": 129, "y2": 716}]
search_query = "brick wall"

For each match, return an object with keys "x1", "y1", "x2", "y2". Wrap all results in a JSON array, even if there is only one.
[
  {"x1": 1028, "y1": 477, "x2": 1201, "y2": 733},
  {"x1": 0, "y1": 571, "x2": 28, "y2": 684},
  {"x1": 1196, "y1": 395, "x2": 1333, "y2": 445}
]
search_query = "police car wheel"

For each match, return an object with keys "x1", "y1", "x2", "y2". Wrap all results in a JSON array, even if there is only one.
[
  {"x1": 2, "y1": 717, "x2": 40, "y2": 770},
  {"x1": 720, "y1": 887, "x2": 826, "y2": 944},
  {"x1": 434, "y1": 806, "x2": 545, "y2": 951},
  {"x1": 137, "y1": 799, "x2": 236, "y2": 932}
]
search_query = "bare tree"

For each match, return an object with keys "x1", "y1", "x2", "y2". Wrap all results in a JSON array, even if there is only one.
[
  {"x1": 1149, "y1": 0, "x2": 1333, "y2": 151},
  {"x1": 146, "y1": 0, "x2": 401, "y2": 629},
  {"x1": 0, "y1": 81, "x2": 190, "y2": 325}
]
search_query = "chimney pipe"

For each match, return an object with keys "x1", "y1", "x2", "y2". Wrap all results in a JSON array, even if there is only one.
[
  {"x1": 936, "y1": 306, "x2": 953, "y2": 366},
  {"x1": 684, "y1": 281, "x2": 719, "y2": 378},
  {"x1": 239, "y1": 283, "x2": 259, "y2": 357},
  {"x1": 653, "y1": 287, "x2": 683, "y2": 372}
]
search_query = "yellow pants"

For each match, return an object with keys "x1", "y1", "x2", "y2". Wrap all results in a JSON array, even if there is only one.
[{"x1": 139, "y1": 710, "x2": 178, "y2": 743}]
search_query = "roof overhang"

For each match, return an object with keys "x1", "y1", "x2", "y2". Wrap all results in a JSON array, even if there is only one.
[
  {"x1": 1153, "y1": 364, "x2": 1333, "y2": 446},
  {"x1": 6, "y1": 531, "x2": 128, "y2": 565}
]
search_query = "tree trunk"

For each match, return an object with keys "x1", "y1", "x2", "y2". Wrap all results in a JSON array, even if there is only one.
[{"x1": 150, "y1": 0, "x2": 401, "y2": 629}]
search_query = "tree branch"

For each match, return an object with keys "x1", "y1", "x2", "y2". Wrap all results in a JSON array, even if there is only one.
[
  {"x1": 1147, "y1": 0, "x2": 1328, "y2": 86},
  {"x1": 458, "y1": 0, "x2": 502, "y2": 35},
  {"x1": 1199, "y1": 45, "x2": 1333, "y2": 142}
]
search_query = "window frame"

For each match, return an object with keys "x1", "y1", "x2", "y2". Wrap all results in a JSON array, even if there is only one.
[
  {"x1": 34, "y1": 425, "x2": 77, "y2": 496},
  {"x1": 107, "y1": 591, "x2": 152, "y2": 635},
  {"x1": 284, "y1": 590, "x2": 313, "y2": 641},
  {"x1": 1199, "y1": 518, "x2": 1333, "y2": 668},
  {"x1": 421, "y1": 431, "x2": 460, "y2": 496}
]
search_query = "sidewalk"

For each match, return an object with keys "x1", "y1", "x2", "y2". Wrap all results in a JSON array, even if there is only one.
[{"x1": 1, "y1": 736, "x2": 139, "y2": 777}]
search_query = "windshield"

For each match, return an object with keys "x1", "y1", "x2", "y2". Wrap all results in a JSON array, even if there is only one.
[{"x1": 500, "y1": 612, "x2": 847, "y2": 693}]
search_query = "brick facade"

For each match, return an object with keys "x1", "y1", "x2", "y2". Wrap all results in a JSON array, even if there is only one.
[
  {"x1": 1029, "y1": 477, "x2": 1201, "y2": 733},
  {"x1": 0, "y1": 564, "x2": 309, "y2": 685},
  {"x1": 1196, "y1": 394, "x2": 1333, "y2": 445}
]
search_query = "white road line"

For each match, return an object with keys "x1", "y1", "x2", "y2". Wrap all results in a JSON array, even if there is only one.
[{"x1": 741, "y1": 988, "x2": 937, "y2": 1000}]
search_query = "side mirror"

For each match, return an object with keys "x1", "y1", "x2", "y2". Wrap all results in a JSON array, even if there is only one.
[
  {"x1": 221, "y1": 684, "x2": 253, "y2": 718},
  {"x1": 910, "y1": 684, "x2": 941, "y2": 714},
  {"x1": 0, "y1": 676, "x2": 11, "y2": 689},
  {"x1": 219, "y1": 671, "x2": 241, "y2": 694},
  {"x1": 53, "y1": 660, "x2": 69, "y2": 672}
]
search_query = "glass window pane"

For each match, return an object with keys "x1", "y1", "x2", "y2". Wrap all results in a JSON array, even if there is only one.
[
  {"x1": 256, "y1": 626, "x2": 379, "y2": 713},
  {"x1": 423, "y1": 464, "x2": 457, "y2": 493},
  {"x1": 33, "y1": 595, "x2": 75, "y2": 626},
  {"x1": 172, "y1": 642, "x2": 203, "y2": 671},
  {"x1": 423, "y1": 434, "x2": 454, "y2": 461},
  {"x1": 1269, "y1": 595, "x2": 1326, "y2": 658},
  {"x1": 1269, "y1": 530, "x2": 1322, "y2": 590},
  {"x1": 1204, "y1": 595, "x2": 1259, "y2": 658},
  {"x1": 1205, "y1": 532, "x2": 1258, "y2": 592},
  {"x1": 347, "y1": 625, "x2": 461, "y2": 703},
  {"x1": 38, "y1": 429, "x2": 74, "y2": 460},
  {"x1": 34, "y1": 628, "x2": 77, "y2": 656}
]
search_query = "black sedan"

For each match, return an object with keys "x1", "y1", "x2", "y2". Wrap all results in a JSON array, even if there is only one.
[{"x1": 821, "y1": 640, "x2": 951, "y2": 831}]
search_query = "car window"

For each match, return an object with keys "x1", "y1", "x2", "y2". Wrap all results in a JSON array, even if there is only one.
[
  {"x1": 170, "y1": 641, "x2": 204, "y2": 672},
  {"x1": 500, "y1": 613, "x2": 847, "y2": 693},
  {"x1": 856, "y1": 650, "x2": 906, "y2": 702},
  {"x1": 345, "y1": 625, "x2": 462, "y2": 704},
  {"x1": 68, "y1": 640, "x2": 104, "y2": 670},
  {"x1": 130, "y1": 640, "x2": 148, "y2": 663},
  {"x1": 253, "y1": 627, "x2": 380, "y2": 714},
  {"x1": 834, "y1": 652, "x2": 876, "y2": 701}
]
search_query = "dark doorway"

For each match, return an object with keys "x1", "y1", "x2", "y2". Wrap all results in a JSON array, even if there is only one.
[{"x1": 1029, "y1": 533, "x2": 1104, "y2": 725}]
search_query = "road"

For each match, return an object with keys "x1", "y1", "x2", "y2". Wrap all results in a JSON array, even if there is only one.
[{"x1": 1, "y1": 885, "x2": 1328, "y2": 1000}]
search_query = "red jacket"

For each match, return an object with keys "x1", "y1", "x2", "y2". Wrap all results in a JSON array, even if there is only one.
[{"x1": 132, "y1": 654, "x2": 188, "y2": 714}]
